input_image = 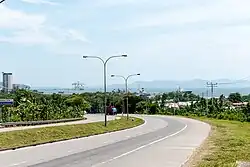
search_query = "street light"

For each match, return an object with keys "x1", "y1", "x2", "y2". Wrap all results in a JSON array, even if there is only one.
[
  {"x1": 82, "y1": 55, "x2": 127, "y2": 126},
  {"x1": 111, "y1": 73, "x2": 140, "y2": 120}
]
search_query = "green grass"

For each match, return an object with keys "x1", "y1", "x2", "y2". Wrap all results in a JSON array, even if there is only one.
[
  {"x1": 192, "y1": 118, "x2": 250, "y2": 167},
  {"x1": 0, "y1": 117, "x2": 144, "y2": 150}
]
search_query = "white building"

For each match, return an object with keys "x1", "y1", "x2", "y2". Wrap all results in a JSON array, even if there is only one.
[
  {"x1": 2, "y1": 72, "x2": 13, "y2": 93},
  {"x1": 164, "y1": 101, "x2": 197, "y2": 109}
]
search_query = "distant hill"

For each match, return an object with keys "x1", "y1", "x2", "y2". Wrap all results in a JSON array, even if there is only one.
[
  {"x1": 26, "y1": 79, "x2": 250, "y2": 96},
  {"x1": 130, "y1": 79, "x2": 250, "y2": 89},
  {"x1": 105, "y1": 79, "x2": 250, "y2": 96},
  {"x1": 106, "y1": 79, "x2": 250, "y2": 89}
]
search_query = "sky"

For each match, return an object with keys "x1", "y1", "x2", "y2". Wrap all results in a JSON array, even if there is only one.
[{"x1": 1, "y1": 0, "x2": 250, "y2": 88}]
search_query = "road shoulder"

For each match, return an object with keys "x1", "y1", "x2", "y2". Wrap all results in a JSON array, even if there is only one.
[{"x1": 183, "y1": 118, "x2": 250, "y2": 166}]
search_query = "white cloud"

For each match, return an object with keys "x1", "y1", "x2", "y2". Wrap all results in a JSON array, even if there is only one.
[
  {"x1": 0, "y1": 5, "x2": 88, "y2": 45},
  {"x1": 0, "y1": 5, "x2": 49, "y2": 44},
  {"x1": 0, "y1": 5, "x2": 45, "y2": 30},
  {"x1": 95, "y1": 0, "x2": 149, "y2": 7},
  {"x1": 0, "y1": 26, "x2": 89, "y2": 45},
  {"x1": 117, "y1": 0, "x2": 250, "y2": 29},
  {"x1": 0, "y1": 29, "x2": 55, "y2": 44},
  {"x1": 21, "y1": 0, "x2": 59, "y2": 5},
  {"x1": 66, "y1": 29, "x2": 89, "y2": 43},
  {"x1": 119, "y1": 24, "x2": 250, "y2": 80}
]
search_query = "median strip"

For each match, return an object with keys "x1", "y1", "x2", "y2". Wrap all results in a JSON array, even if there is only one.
[
  {"x1": 0, "y1": 118, "x2": 86, "y2": 128},
  {"x1": 0, "y1": 117, "x2": 144, "y2": 151}
]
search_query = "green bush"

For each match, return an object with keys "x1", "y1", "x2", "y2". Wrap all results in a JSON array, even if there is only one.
[{"x1": 0, "y1": 90, "x2": 90, "y2": 122}]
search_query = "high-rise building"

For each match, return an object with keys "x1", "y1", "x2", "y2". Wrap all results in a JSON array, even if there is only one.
[{"x1": 2, "y1": 72, "x2": 13, "y2": 93}]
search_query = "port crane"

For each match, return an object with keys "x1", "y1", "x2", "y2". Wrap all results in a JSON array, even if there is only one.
[{"x1": 72, "y1": 81, "x2": 84, "y2": 90}]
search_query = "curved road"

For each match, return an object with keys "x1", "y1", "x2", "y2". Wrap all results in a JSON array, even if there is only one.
[{"x1": 0, "y1": 115, "x2": 210, "y2": 167}]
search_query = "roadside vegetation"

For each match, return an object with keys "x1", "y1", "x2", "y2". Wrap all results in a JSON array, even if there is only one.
[
  {"x1": 1, "y1": 88, "x2": 250, "y2": 164},
  {"x1": 0, "y1": 117, "x2": 144, "y2": 150},
  {"x1": 0, "y1": 89, "x2": 90, "y2": 122},
  {"x1": 0, "y1": 89, "x2": 143, "y2": 123},
  {"x1": 1, "y1": 88, "x2": 250, "y2": 123},
  {"x1": 187, "y1": 118, "x2": 250, "y2": 167}
]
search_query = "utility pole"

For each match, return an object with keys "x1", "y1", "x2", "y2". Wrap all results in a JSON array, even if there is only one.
[
  {"x1": 206, "y1": 82, "x2": 218, "y2": 106},
  {"x1": 201, "y1": 92, "x2": 204, "y2": 98},
  {"x1": 206, "y1": 89, "x2": 209, "y2": 98},
  {"x1": 206, "y1": 82, "x2": 218, "y2": 98}
]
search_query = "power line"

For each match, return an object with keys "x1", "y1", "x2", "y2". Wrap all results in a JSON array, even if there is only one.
[
  {"x1": 0, "y1": 0, "x2": 6, "y2": 4},
  {"x1": 217, "y1": 76, "x2": 250, "y2": 85}
]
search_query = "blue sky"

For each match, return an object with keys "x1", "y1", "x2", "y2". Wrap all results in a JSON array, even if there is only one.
[{"x1": 1, "y1": 0, "x2": 250, "y2": 88}]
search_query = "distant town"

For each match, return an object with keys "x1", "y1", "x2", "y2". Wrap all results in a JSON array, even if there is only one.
[
  {"x1": 0, "y1": 72, "x2": 30, "y2": 93},
  {"x1": 2, "y1": 72, "x2": 250, "y2": 100}
]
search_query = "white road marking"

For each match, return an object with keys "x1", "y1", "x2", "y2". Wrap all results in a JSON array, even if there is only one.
[
  {"x1": 0, "y1": 119, "x2": 148, "y2": 155},
  {"x1": 93, "y1": 124, "x2": 188, "y2": 167},
  {"x1": 8, "y1": 161, "x2": 26, "y2": 167},
  {"x1": 103, "y1": 140, "x2": 113, "y2": 144}
]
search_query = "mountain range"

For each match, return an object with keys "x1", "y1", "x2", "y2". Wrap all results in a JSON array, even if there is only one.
[
  {"x1": 14, "y1": 79, "x2": 250, "y2": 97},
  {"x1": 107, "y1": 79, "x2": 250, "y2": 89},
  {"x1": 104, "y1": 79, "x2": 250, "y2": 96}
]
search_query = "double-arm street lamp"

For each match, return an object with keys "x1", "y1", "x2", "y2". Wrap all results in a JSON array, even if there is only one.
[
  {"x1": 82, "y1": 55, "x2": 127, "y2": 126},
  {"x1": 111, "y1": 73, "x2": 140, "y2": 120}
]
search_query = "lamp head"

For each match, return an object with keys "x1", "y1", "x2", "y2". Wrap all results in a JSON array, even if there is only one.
[
  {"x1": 82, "y1": 56, "x2": 88, "y2": 58},
  {"x1": 122, "y1": 55, "x2": 127, "y2": 57},
  {"x1": 0, "y1": 0, "x2": 6, "y2": 4}
]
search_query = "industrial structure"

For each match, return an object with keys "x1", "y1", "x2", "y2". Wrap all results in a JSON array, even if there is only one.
[
  {"x1": 72, "y1": 81, "x2": 84, "y2": 90},
  {"x1": 13, "y1": 84, "x2": 31, "y2": 90}
]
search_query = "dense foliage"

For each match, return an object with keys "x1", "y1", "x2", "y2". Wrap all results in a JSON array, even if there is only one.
[
  {"x1": 1, "y1": 89, "x2": 250, "y2": 123},
  {"x1": 0, "y1": 90, "x2": 90, "y2": 122},
  {"x1": 80, "y1": 91, "x2": 144, "y2": 115},
  {"x1": 0, "y1": 89, "x2": 144, "y2": 123},
  {"x1": 136, "y1": 91, "x2": 250, "y2": 122}
]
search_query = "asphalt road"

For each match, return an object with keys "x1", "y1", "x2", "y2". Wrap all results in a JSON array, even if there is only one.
[{"x1": 0, "y1": 115, "x2": 210, "y2": 167}]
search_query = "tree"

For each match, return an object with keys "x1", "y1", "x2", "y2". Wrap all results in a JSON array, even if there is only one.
[
  {"x1": 228, "y1": 93, "x2": 242, "y2": 103},
  {"x1": 2, "y1": 89, "x2": 250, "y2": 123},
  {"x1": 148, "y1": 103, "x2": 159, "y2": 115},
  {"x1": 136, "y1": 101, "x2": 148, "y2": 114},
  {"x1": 219, "y1": 94, "x2": 225, "y2": 109}
]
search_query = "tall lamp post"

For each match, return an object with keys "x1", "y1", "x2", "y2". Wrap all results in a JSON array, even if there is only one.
[
  {"x1": 111, "y1": 73, "x2": 140, "y2": 120},
  {"x1": 82, "y1": 55, "x2": 127, "y2": 126}
]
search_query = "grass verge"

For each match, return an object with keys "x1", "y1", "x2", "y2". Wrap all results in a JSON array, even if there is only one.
[
  {"x1": 0, "y1": 117, "x2": 144, "y2": 151},
  {"x1": 187, "y1": 117, "x2": 250, "y2": 167}
]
